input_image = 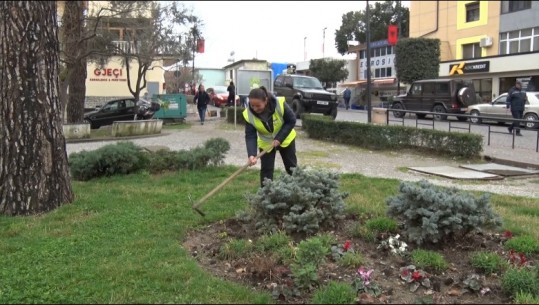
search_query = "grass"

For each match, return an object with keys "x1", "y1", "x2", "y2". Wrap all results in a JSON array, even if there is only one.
[
  {"x1": 1, "y1": 167, "x2": 539, "y2": 303},
  {"x1": 411, "y1": 249, "x2": 449, "y2": 273},
  {"x1": 470, "y1": 251, "x2": 507, "y2": 275}
]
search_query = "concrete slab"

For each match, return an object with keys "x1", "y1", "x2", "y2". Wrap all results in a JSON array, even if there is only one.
[
  {"x1": 408, "y1": 166, "x2": 503, "y2": 180},
  {"x1": 460, "y1": 163, "x2": 539, "y2": 177}
]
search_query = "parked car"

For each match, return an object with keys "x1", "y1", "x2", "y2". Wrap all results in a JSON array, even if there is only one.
[
  {"x1": 206, "y1": 86, "x2": 239, "y2": 107},
  {"x1": 273, "y1": 74, "x2": 338, "y2": 119},
  {"x1": 391, "y1": 78, "x2": 478, "y2": 121},
  {"x1": 467, "y1": 91, "x2": 539, "y2": 129},
  {"x1": 83, "y1": 98, "x2": 138, "y2": 129}
]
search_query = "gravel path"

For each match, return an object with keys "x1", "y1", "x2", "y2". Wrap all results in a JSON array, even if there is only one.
[{"x1": 66, "y1": 117, "x2": 539, "y2": 199}]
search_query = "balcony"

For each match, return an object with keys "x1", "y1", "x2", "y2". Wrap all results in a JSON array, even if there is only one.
[{"x1": 111, "y1": 40, "x2": 141, "y2": 54}]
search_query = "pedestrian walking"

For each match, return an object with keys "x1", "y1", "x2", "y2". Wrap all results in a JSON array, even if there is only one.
[
  {"x1": 342, "y1": 87, "x2": 351, "y2": 110},
  {"x1": 243, "y1": 86, "x2": 298, "y2": 187},
  {"x1": 227, "y1": 81, "x2": 236, "y2": 107},
  {"x1": 506, "y1": 80, "x2": 528, "y2": 136},
  {"x1": 193, "y1": 84, "x2": 210, "y2": 125}
]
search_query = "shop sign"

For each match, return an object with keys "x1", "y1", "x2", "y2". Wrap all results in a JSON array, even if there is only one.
[
  {"x1": 89, "y1": 68, "x2": 127, "y2": 82},
  {"x1": 449, "y1": 61, "x2": 490, "y2": 75}
]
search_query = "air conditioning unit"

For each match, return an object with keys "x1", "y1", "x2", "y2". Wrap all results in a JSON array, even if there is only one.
[{"x1": 479, "y1": 36, "x2": 493, "y2": 48}]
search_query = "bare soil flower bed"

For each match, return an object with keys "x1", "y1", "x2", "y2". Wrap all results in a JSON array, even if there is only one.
[{"x1": 183, "y1": 213, "x2": 535, "y2": 304}]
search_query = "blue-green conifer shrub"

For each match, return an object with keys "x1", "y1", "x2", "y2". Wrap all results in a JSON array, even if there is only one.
[
  {"x1": 246, "y1": 167, "x2": 349, "y2": 235},
  {"x1": 386, "y1": 180, "x2": 502, "y2": 245}
]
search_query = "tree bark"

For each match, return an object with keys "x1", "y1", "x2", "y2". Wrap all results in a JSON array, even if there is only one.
[
  {"x1": 0, "y1": 1, "x2": 74, "y2": 216},
  {"x1": 63, "y1": 1, "x2": 87, "y2": 123}
]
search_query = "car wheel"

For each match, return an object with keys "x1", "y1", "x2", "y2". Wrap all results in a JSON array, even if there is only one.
[
  {"x1": 432, "y1": 105, "x2": 447, "y2": 121},
  {"x1": 84, "y1": 118, "x2": 96, "y2": 129},
  {"x1": 291, "y1": 99, "x2": 304, "y2": 119},
  {"x1": 326, "y1": 107, "x2": 337, "y2": 120},
  {"x1": 469, "y1": 110, "x2": 482, "y2": 124},
  {"x1": 391, "y1": 102, "x2": 405, "y2": 118},
  {"x1": 524, "y1": 113, "x2": 539, "y2": 129}
]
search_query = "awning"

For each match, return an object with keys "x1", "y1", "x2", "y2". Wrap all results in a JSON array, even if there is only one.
[
  {"x1": 339, "y1": 78, "x2": 395, "y2": 87},
  {"x1": 339, "y1": 80, "x2": 367, "y2": 86}
]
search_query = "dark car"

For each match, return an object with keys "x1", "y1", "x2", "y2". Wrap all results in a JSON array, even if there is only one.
[
  {"x1": 273, "y1": 74, "x2": 338, "y2": 119},
  {"x1": 391, "y1": 78, "x2": 478, "y2": 121},
  {"x1": 84, "y1": 98, "x2": 137, "y2": 129}
]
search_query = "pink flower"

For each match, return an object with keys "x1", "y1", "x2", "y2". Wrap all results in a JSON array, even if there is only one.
[
  {"x1": 343, "y1": 240, "x2": 351, "y2": 252},
  {"x1": 357, "y1": 267, "x2": 374, "y2": 286}
]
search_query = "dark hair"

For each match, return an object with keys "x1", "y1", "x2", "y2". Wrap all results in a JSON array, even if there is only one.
[
  {"x1": 248, "y1": 86, "x2": 268, "y2": 100},
  {"x1": 230, "y1": 81, "x2": 234, "y2": 86},
  {"x1": 198, "y1": 84, "x2": 204, "y2": 91}
]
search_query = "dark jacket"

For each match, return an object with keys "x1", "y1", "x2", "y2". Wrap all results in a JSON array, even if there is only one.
[
  {"x1": 194, "y1": 90, "x2": 211, "y2": 109},
  {"x1": 227, "y1": 84, "x2": 235, "y2": 97},
  {"x1": 506, "y1": 86, "x2": 527, "y2": 111},
  {"x1": 343, "y1": 88, "x2": 351, "y2": 100},
  {"x1": 245, "y1": 95, "x2": 296, "y2": 157}
]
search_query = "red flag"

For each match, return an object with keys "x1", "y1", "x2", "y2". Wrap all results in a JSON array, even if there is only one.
[
  {"x1": 196, "y1": 39, "x2": 205, "y2": 53},
  {"x1": 388, "y1": 25, "x2": 398, "y2": 46}
]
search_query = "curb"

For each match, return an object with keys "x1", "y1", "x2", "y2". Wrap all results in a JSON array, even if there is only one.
[{"x1": 483, "y1": 155, "x2": 539, "y2": 170}]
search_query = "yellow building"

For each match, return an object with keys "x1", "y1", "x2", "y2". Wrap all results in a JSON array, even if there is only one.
[
  {"x1": 411, "y1": 0, "x2": 539, "y2": 100},
  {"x1": 57, "y1": 1, "x2": 166, "y2": 108}
]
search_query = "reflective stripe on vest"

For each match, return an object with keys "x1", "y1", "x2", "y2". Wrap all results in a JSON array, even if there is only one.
[{"x1": 243, "y1": 97, "x2": 296, "y2": 151}]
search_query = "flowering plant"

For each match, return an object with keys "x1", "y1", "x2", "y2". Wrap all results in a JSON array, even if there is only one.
[
  {"x1": 508, "y1": 249, "x2": 527, "y2": 267},
  {"x1": 330, "y1": 240, "x2": 353, "y2": 261},
  {"x1": 377, "y1": 234, "x2": 408, "y2": 256},
  {"x1": 353, "y1": 266, "x2": 382, "y2": 297},
  {"x1": 503, "y1": 230, "x2": 513, "y2": 239},
  {"x1": 399, "y1": 265, "x2": 430, "y2": 292}
]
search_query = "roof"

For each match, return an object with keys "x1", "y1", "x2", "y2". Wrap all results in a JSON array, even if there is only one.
[{"x1": 222, "y1": 59, "x2": 268, "y2": 70}]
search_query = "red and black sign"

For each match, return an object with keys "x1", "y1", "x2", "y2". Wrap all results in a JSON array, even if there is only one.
[{"x1": 387, "y1": 25, "x2": 398, "y2": 46}]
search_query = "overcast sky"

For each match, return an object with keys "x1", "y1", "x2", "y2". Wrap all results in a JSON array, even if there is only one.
[{"x1": 180, "y1": 1, "x2": 409, "y2": 69}]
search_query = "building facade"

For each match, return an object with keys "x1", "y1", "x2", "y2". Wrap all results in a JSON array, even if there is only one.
[{"x1": 411, "y1": 0, "x2": 539, "y2": 101}]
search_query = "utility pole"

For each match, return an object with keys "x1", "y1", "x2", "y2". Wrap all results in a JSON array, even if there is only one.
[
  {"x1": 322, "y1": 27, "x2": 327, "y2": 58},
  {"x1": 366, "y1": 1, "x2": 372, "y2": 123}
]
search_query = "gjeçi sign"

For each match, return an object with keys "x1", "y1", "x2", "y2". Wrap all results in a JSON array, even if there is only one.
[{"x1": 449, "y1": 61, "x2": 490, "y2": 75}]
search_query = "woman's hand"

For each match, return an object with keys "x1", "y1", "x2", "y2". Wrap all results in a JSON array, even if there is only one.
[
  {"x1": 248, "y1": 156, "x2": 258, "y2": 166},
  {"x1": 272, "y1": 140, "x2": 281, "y2": 147}
]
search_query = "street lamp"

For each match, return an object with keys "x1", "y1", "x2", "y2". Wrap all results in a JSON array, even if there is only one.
[
  {"x1": 322, "y1": 27, "x2": 327, "y2": 58},
  {"x1": 366, "y1": 1, "x2": 372, "y2": 123},
  {"x1": 304, "y1": 36, "x2": 307, "y2": 61}
]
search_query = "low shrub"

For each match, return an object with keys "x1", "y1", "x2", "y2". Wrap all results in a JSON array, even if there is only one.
[
  {"x1": 504, "y1": 235, "x2": 539, "y2": 255},
  {"x1": 255, "y1": 231, "x2": 292, "y2": 253},
  {"x1": 311, "y1": 281, "x2": 356, "y2": 304},
  {"x1": 365, "y1": 217, "x2": 398, "y2": 234},
  {"x1": 502, "y1": 268, "x2": 539, "y2": 297},
  {"x1": 338, "y1": 252, "x2": 364, "y2": 268},
  {"x1": 386, "y1": 179, "x2": 502, "y2": 245},
  {"x1": 514, "y1": 291, "x2": 539, "y2": 304},
  {"x1": 295, "y1": 237, "x2": 330, "y2": 267},
  {"x1": 470, "y1": 251, "x2": 507, "y2": 275},
  {"x1": 411, "y1": 249, "x2": 448, "y2": 273},
  {"x1": 218, "y1": 239, "x2": 253, "y2": 260},
  {"x1": 244, "y1": 167, "x2": 348, "y2": 236}
]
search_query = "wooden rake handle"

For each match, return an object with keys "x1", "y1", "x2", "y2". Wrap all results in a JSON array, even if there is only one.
[{"x1": 192, "y1": 149, "x2": 268, "y2": 216}]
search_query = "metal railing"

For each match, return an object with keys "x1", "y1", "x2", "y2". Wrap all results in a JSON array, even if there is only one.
[{"x1": 383, "y1": 108, "x2": 539, "y2": 152}]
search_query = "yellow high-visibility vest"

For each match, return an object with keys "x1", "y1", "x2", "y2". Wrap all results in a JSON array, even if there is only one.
[{"x1": 243, "y1": 96, "x2": 296, "y2": 152}]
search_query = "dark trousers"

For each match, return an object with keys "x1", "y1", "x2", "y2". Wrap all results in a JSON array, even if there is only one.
[
  {"x1": 259, "y1": 139, "x2": 297, "y2": 187},
  {"x1": 227, "y1": 95, "x2": 234, "y2": 106},
  {"x1": 344, "y1": 97, "x2": 350, "y2": 109},
  {"x1": 197, "y1": 106, "x2": 207, "y2": 123},
  {"x1": 510, "y1": 109, "x2": 523, "y2": 133}
]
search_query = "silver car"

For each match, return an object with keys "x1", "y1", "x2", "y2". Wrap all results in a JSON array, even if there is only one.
[{"x1": 467, "y1": 91, "x2": 539, "y2": 129}]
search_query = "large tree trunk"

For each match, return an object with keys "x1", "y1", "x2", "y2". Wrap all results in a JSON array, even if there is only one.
[
  {"x1": 0, "y1": 1, "x2": 74, "y2": 216},
  {"x1": 64, "y1": 1, "x2": 87, "y2": 123}
]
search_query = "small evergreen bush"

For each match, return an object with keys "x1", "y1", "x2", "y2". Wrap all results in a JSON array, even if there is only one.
[
  {"x1": 290, "y1": 262, "x2": 319, "y2": 290},
  {"x1": 411, "y1": 249, "x2": 448, "y2": 273},
  {"x1": 365, "y1": 217, "x2": 398, "y2": 234},
  {"x1": 295, "y1": 237, "x2": 330, "y2": 267},
  {"x1": 338, "y1": 252, "x2": 364, "y2": 268},
  {"x1": 245, "y1": 167, "x2": 348, "y2": 236},
  {"x1": 470, "y1": 251, "x2": 507, "y2": 275},
  {"x1": 386, "y1": 180, "x2": 502, "y2": 245},
  {"x1": 502, "y1": 268, "x2": 539, "y2": 297},
  {"x1": 69, "y1": 141, "x2": 148, "y2": 181},
  {"x1": 311, "y1": 281, "x2": 356, "y2": 304},
  {"x1": 504, "y1": 235, "x2": 539, "y2": 255}
]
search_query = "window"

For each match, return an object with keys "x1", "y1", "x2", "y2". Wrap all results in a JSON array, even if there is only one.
[
  {"x1": 284, "y1": 77, "x2": 293, "y2": 87},
  {"x1": 499, "y1": 27, "x2": 539, "y2": 54},
  {"x1": 359, "y1": 50, "x2": 366, "y2": 59},
  {"x1": 274, "y1": 76, "x2": 283, "y2": 87},
  {"x1": 386, "y1": 46, "x2": 393, "y2": 55},
  {"x1": 462, "y1": 43, "x2": 481, "y2": 59},
  {"x1": 501, "y1": 0, "x2": 531, "y2": 13},
  {"x1": 374, "y1": 68, "x2": 392, "y2": 78},
  {"x1": 411, "y1": 84, "x2": 422, "y2": 96},
  {"x1": 466, "y1": 2, "x2": 480, "y2": 22},
  {"x1": 436, "y1": 83, "x2": 450, "y2": 95}
]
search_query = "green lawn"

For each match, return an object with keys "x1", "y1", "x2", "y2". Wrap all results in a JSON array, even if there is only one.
[{"x1": 1, "y1": 167, "x2": 538, "y2": 303}]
